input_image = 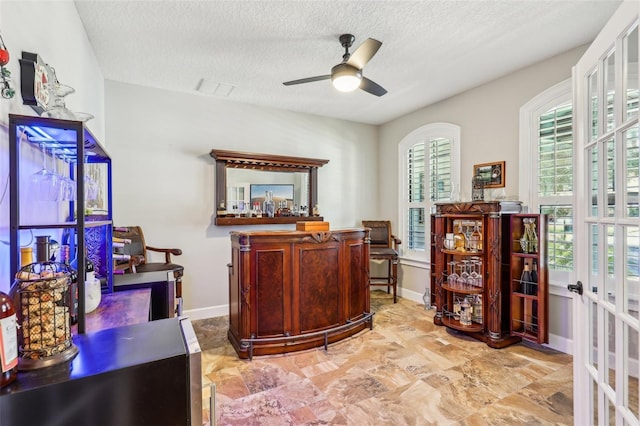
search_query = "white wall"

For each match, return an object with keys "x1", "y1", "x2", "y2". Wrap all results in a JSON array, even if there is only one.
[
  {"x1": 0, "y1": 1, "x2": 105, "y2": 293},
  {"x1": 0, "y1": 1, "x2": 586, "y2": 349},
  {"x1": 378, "y1": 45, "x2": 588, "y2": 350},
  {"x1": 105, "y1": 81, "x2": 379, "y2": 316}
]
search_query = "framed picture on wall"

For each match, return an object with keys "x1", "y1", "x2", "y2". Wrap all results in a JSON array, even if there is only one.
[{"x1": 473, "y1": 161, "x2": 505, "y2": 188}]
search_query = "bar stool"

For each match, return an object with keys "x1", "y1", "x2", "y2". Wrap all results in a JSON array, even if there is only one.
[{"x1": 362, "y1": 220, "x2": 401, "y2": 303}]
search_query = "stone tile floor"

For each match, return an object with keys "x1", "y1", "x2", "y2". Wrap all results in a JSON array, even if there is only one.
[{"x1": 193, "y1": 291, "x2": 573, "y2": 425}]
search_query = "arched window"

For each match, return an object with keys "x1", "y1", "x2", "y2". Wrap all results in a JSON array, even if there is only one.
[
  {"x1": 520, "y1": 79, "x2": 573, "y2": 285},
  {"x1": 399, "y1": 123, "x2": 460, "y2": 264}
]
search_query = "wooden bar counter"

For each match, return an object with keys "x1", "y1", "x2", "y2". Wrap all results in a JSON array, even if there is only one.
[{"x1": 228, "y1": 228, "x2": 371, "y2": 359}]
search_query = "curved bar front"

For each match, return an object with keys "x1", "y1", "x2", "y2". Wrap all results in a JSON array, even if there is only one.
[{"x1": 227, "y1": 228, "x2": 371, "y2": 359}]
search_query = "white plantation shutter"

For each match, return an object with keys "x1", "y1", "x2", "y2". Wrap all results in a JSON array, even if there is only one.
[
  {"x1": 537, "y1": 102, "x2": 575, "y2": 273},
  {"x1": 429, "y1": 138, "x2": 453, "y2": 202},
  {"x1": 407, "y1": 143, "x2": 425, "y2": 251},
  {"x1": 400, "y1": 124, "x2": 460, "y2": 262},
  {"x1": 538, "y1": 103, "x2": 573, "y2": 197}
]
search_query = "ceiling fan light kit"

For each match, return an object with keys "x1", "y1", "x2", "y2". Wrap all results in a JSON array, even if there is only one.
[
  {"x1": 283, "y1": 33, "x2": 387, "y2": 97},
  {"x1": 331, "y1": 63, "x2": 361, "y2": 92}
]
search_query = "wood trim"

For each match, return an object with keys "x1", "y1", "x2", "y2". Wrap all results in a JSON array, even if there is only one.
[{"x1": 210, "y1": 149, "x2": 329, "y2": 170}]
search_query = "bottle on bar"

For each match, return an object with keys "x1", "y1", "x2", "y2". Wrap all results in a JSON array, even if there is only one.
[
  {"x1": 0, "y1": 289, "x2": 18, "y2": 388},
  {"x1": 520, "y1": 263, "x2": 532, "y2": 295}
]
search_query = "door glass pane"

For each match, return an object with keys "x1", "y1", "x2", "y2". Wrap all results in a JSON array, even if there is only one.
[
  {"x1": 606, "y1": 396, "x2": 615, "y2": 425},
  {"x1": 626, "y1": 226, "x2": 640, "y2": 319},
  {"x1": 591, "y1": 223, "x2": 600, "y2": 294},
  {"x1": 590, "y1": 69, "x2": 600, "y2": 141},
  {"x1": 606, "y1": 225, "x2": 616, "y2": 298},
  {"x1": 624, "y1": 25, "x2": 639, "y2": 121},
  {"x1": 605, "y1": 310, "x2": 616, "y2": 388},
  {"x1": 626, "y1": 325, "x2": 639, "y2": 419},
  {"x1": 590, "y1": 146, "x2": 599, "y2": 216},
  {"x1": 625, "y1": 126, "x2": 639, "y2": 218},
  {"x1": 591, "y1": 300, "x2": 599, "y2": 368},
  {"x1": 607, "y1": 138, "x2": 616, "y2": 217},
  {"x1": 593, "y1": 377, "x2": 599, "y2": 425},
  {"x1": 587, "y1": 145, "x2": 598, "y2": 216},
  {"x1": 605, "y1": 51, "x2": 616, "y2": 132}
]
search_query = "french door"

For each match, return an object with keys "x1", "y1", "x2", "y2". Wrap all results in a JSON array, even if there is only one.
[{"x1": 573, "y1": 2, "x2": 640, "y2": 425}]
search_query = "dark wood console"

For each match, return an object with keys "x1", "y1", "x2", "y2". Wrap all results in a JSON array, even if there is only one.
[{"x1": 227, "y1": 228, "x2": 372, "y2": 359}]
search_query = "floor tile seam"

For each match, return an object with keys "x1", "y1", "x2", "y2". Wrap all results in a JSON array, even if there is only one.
[
  {"x1": 482, "y1": 391, "x2": 574, "y2": 425},
  {"x1": 436, "y1": 370, "x2": 506, "y2": 402},
  {"x1": 355, "y1": 387, "x2": 473, "y2": 425}
]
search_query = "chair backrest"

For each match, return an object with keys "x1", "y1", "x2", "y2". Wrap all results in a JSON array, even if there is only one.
[
  {"x1": 362, "y1": 220, "x2": 393, "y2": 248},
  {"x1": 113, "y1": 226, "x2": 148, "y2": 263}
]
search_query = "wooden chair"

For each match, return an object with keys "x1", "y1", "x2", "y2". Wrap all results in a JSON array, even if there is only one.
[
  {"x1": 362, "y1": 220, "x2": 401, "y2": 303},
  {"x1": 113, "y1": 226, "x2": 184, "y2": 315}
]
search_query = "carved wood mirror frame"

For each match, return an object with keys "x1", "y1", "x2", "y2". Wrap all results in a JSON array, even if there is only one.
[{"x1": 210, "y1": 149, "x2": 329, "y2": 226}]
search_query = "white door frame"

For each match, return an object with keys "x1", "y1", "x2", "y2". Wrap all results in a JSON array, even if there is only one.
[{"x1": 573, "y1": 2, "x2": 640, "y2": 425}]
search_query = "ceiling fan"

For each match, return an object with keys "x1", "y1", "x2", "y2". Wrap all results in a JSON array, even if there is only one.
[{"x1": 283, "y1": 34, "x2": 387, "y2": 97}]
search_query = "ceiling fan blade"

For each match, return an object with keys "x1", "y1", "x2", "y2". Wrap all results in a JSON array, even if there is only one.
[
  {"x1": 283, "y1": 75, "x2": 331, "y2": 86},
  {"x1": 360, "y1": 77, "x2": 387, "y2": 97},
  {"x1": 346, "y1": 38, "x2": 382, "y2": 70}
]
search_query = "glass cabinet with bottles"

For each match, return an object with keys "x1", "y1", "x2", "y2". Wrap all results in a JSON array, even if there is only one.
[
  {"x1": 505, "y1": 213, "x2": 548, "y2": 344},
  {"x1": 8, "y1": 114, "x2": 113, "y2": 334},
  {"x1": 432, "y1": 202, "x2": 547, "y2": 348}
]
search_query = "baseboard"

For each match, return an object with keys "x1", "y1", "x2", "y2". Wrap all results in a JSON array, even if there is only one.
[
  {"x1": 183, "y1": 288, "x2": 432, "y2": 321},
  {"x1": 544, "y1": 333, "x2": 573, "y2": 355},
  {"x1": 183, "y1": 304, "x2": 228, "y2": 320},
  {"x1": 392, "y1": 288, "x2": 573, "y2": 355},
  {"x1": 184, "y1": 292, "x2": 572, "y2": 357},
  {"x1": 396, "y1": 287, "x2": 430, "y2": 306}
]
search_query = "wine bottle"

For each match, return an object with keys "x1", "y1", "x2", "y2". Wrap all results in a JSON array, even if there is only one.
[
  {"x1": 531, "y1": 259, "x2": 539, "y2": 332},
  {"x1": 531, "y1": 260, "x2": 539, "y2": 287},
  {"x1": 520, "y1": 264, "x2": 532, "y2": 295},
  {"x1": 0, "y1": 289, "x2": 18, "y2": 388},
  {"x1": 264, "y1": 191, "x2": 275, "y2": 218},
  {"x1": 113, "y1": 236, "x2": 132, "y2": 245}
]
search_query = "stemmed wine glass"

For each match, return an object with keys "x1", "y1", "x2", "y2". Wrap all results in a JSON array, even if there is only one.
[
  {"x1": 458, "y1": 260, "x2": 470, "y2": 287},
  {"x1": 447, "y1": 261, "x2": 459, "y2": 287},
  {"x1": 470, "y1": 257, "x2": 482, "y2": 287},
  {"x1": 84, "y1": 160, "x2": 99, "y2": 204},
  {"x1": 55, "y1": 152, "x2": 76, "y2": 201},
  {"x1": 32, "y1": 144, "x2": 59, "y2": 201}
]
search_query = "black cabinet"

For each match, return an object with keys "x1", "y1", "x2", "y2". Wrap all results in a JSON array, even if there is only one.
[
  {"x1": 0, "y1": 318, "x2": 202, "y2": 426},
  {"x1": 9, "y1": 114, "x2": 113, "y2": 333}
]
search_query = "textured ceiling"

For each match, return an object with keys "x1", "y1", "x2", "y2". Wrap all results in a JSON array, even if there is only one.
[{"x1": 74, "y1": 0, "x2": 621, "y2": 125}]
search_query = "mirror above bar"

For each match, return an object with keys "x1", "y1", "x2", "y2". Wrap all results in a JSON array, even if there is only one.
[{"x1": 210, "y1": 149, "x2": 329, "y2": 226}]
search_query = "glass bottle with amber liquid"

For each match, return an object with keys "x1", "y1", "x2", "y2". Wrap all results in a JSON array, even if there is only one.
[
  {"x1": 0, "y1": 289, "x2": 18, "y2": 388},
  {"x1": 454, "y1": 221, "x2": 466, "y2": 251},
  {"x1": 470, "y1": 221, "x2": 483, "y2": 252}
]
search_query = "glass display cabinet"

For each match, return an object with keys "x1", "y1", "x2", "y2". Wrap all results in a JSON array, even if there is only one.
[
  {"x1": 431, "y1": 202, "x2": 548, "y2": 348},
  {"x1": 505, "y1": 213, "x2": 548, "y2": 344},
  {"x1": 9, "y1": 114, "x2": 113, "y2": 334}
]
